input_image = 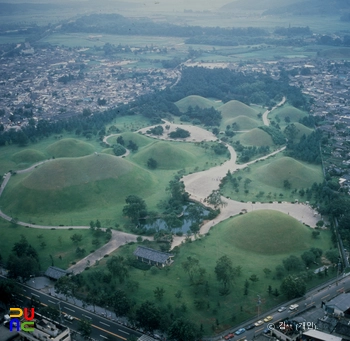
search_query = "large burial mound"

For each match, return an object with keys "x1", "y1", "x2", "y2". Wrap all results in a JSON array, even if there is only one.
[
  {"x1": 221, "y1": 210, "x2": 312, "y2": 254},
  {"x1": 1, "y1": 154, "x2": 156, "y2": 214},
  {"x1": 274, "y1": 106, "x2": 307, "y2": 123},
  {"x1": 46, "y1": 138, "x2": 94, "y2": 158},
  {"x1": 11, "y1": 149, "x2": 46, "y2": 164},
  {"x1": 175, "y1": 95, "x2": 220, "y2": 113},
  {"x1": 219, "y1": 100, "x2": 260, "y2": 129},
  {"x1": 228, "y1": 116, "x2": 260, "y2": 130},
  {"x1": 240, "y1": 128, "x2": 274, "y2": 146},
  {"x1": 131, "y1": 141, "x2": 195, "y2": 170},
  {"x1": 288, "y1": 122, "x2": 313, "y2": 139},
  {"x1": 255, "y1": 156, "x2": 323, "y2": 188}
]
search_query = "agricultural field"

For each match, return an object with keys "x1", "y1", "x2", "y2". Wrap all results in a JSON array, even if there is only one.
[{"x1": 80, "y1": 209, "x2": 334, "y2": 334}]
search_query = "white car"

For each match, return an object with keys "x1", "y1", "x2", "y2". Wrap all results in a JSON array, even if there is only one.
[
  {"x1": 278, "y1": 306, "x2": 286, "y2": 312},
  {"x1": 64, "y1": 314, "x2": 74, "y2": 321}
]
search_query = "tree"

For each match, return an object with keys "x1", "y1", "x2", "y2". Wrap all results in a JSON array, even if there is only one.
[
  {"x1": 70, "y1": 233, "x2": 83, "y2": 245},
  {"x1": 263, "y1": 268, "x2": 271, "y2": 277},
  {"x1": 135, "y1": 301, "x2": 161, "y2": 332},
  {"x1": 326, "y1": 250, "x2": 339, "y2": 264},
  {"x1": 122, "y1": 195, "x2": 147, "y2": 224},
  {"x1": 215, "y1": 255, "x2": 235, "y2": 290},
  {"x1": 111, "y1": 290, "x2": 132, "y2": 316},
  {"x1": 127, "y1": 140, "x2": 138, "y2": 152},
  {"x1": 147, "y1": 158, "x2": 158, "y2": 169},
  {"x1": 168, "y1": 318, "x2": 202, "y2": 341},
  {"x1": 301, "y1": 251, "x2": 316, "y2": 267},
  {"x1": 249, "y1": 274, "x2": 259, "y2": 284},
  {"x1": 182, "y1": 256, "x2": 199, "y2": 283},
  {"x1": 117, "y1": 136, "x2": 125, "y2": 146},
  {"x1": 244, "y1": 279, "x2": 249, "y2": 295},
  {"x1": 78, "y1": 319, "x2": 92, "y2": 339},
  {"x1": 282, "y1": 255, "x2": 303, "y2": 272},
  {"x1": 0, "y1": 279, "x2": 19, "y2": 308},
  {"x1": 280, "y1": 275, "x2": 306, "y2": 299},
  {"x1": 107, "y1": 256, "x2": 129, "y2": 284},
  {"x1": 153, "y1": 287, "x2": 165, "y2": 301},
  {"x1": 312, "y1": 230, "x2": 320, "y2": 239},
  {"x1": 283, "y1": 179, "x2": 291, "y2": 189},
  {"x1": 55, "y1": 276, "x2": 77, "y2": 303}
]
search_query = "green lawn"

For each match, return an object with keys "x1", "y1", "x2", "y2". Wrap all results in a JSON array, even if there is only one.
[
  {"x1": 80, "y1": 210, "x2": 333, "y2": 335},
  {"x1": 0, "y1": 219, "x2": 104, "y2": 270}
]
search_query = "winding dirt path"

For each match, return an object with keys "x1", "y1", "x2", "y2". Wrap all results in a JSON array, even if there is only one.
[{"x1": 262, "y1": 96, "x2": 286, "y2": 126}]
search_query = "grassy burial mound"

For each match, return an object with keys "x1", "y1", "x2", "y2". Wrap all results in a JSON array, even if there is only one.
[
  {"x1": 271, "y1": 105, "x2": 308, "y2": 126},
  {"x1": 289, "y1": 122, "x2": 313, "y2": 139},
  {"x1": 131, "y1": 141, "x2": 195, "y2": 170},
  {"x1": 115, "y1": 132, "x2": 154, "y2": 148},
  {"x1": 221, "y1": 210, "x2": 312, "y2": 255},
  {"x1": 219, "y1": 100, "x2": 260, "y2": 129},
  {"x1": 46, "y1": 138, "x2": 94, "y2": 158},
  {"x1": 228, "y1": 116, "x2": 260, "y2": 130},
  {"x1": 255, "y1": 156, "x2": 323, "y2": 189},
  {"x1": 175, "y1": 95, "x2": 220, "y2": 113},
  {"x1": 240, "y1": 128, "x2": 274, "y2": 147},
  {"x1": 11, "y1": 149, "x2": 46, "y2": 164},
  {"x1": 1, "y1": 153, "x2": 157, "y2": 216}
]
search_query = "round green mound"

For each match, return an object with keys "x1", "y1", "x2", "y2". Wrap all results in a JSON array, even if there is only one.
[
  {"x1": 291, "y1": 122, "x2": 313, "y2": 139},
  {"x1": 219, "y1": 100, "x2": 258, "y2": 120},
  {"x1": 240, "y1": 128, "x2": 274, "y2": 146},
  {"x1": 175, "y1": 95, "x2": 219, "y2": 113},
  {"x1": 1, "y1": 154, "x2": 157, "y2": 214},
  {"x1": 132, "y1": 141, "x2": 194, "y2": 169},
  {"x1": 227, "y1": 116, "x2": 260, "y2": 130},
  {"x1": 11, "y1": 149, "x2": 46, "y2": 164},
  {"x1": 22, "y1": 154, "x2": 132, "y2": 190},
  {"x1": 255, "y1": 156, "x2": 323, "y2": 188},
  {"x1": 222, "y1": 210, "x2": 311, "y2": 254},
  {"x1": 120, "y1": 132, "x2": 153, "y2": 148},
  {"x1": 46, "y1": 138, "x2": 94, "y2": 158},
  {"x1": 275, "y1": 106, "x2": 307, "y2": 122}
]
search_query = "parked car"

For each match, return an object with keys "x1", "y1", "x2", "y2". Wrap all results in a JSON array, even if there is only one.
[
  {"x1": 278, "y1": 306, "x2": 286, "y2": 312},
  {"x1": 254, "y1": 320, "x2": 263, "y2": 327},
  {"x1": 224, "y1": 333, "x2": 234, "y2": 340},
  {"x1": 263, "y1": 328, "x2": 271, "y2": 334},
  {"x1": 245, "y1": 324, "x2": 255, "y2": 330},
  {"x1": 235, "y1": 328, "x2": 246, "y2": 335},
  {"x1": 264, "y1": 315, "x2": 273, "y2": 322}
]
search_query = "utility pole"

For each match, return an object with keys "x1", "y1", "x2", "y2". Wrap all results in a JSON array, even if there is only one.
[{"x1": 257, "y1": 295, "x2": 261, "y2": 319}]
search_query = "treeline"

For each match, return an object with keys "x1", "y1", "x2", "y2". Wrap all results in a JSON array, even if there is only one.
[
  {"x1": 274, "y1": 26, "x2": 312, "y2": 36},
  {"x1": 60, "y1": 13, "x2": 267, "y2": 39},
  {"x1": 180, "y1": 106, "x2": 221, "y2": 126},
  {"x1": 285, "y1": 130, "x2": 322, "y2": 164}
]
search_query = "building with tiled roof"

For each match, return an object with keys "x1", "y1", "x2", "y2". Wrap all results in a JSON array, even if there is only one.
[{"x1": 134, "y1": 246, "x2": 173, "y2": 267}]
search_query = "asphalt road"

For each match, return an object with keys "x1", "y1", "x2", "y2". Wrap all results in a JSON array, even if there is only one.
[
  {"x1": 10, "y1": 281, "x2": 142, "y2": 341},
  {"x1": 220, "y1": 273, "x2": 350, "y2": 341}
]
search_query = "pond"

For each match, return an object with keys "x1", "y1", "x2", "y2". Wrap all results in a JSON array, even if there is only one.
[{"x1": 140, "y1": 203, "x2": 210, "y2": 234}]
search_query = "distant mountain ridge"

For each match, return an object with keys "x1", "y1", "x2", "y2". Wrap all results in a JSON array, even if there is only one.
[
  {"x1": 220, "y1": 0, "x2": 350, "y2": 15},
  {"x1": 263, "y1": 0, "x2": 350, "y2": 15},
  {"x1": 220, "y1": 0, "x2": 301, "y2": 11}
]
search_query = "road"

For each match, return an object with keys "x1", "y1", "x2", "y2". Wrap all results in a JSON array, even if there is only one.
[
  {"x1": 216, "y1": 273, "x2": 350, "y2": 341},
  {"x1": 7, "y1": 279, "x2": 142, "y2": 341}
]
